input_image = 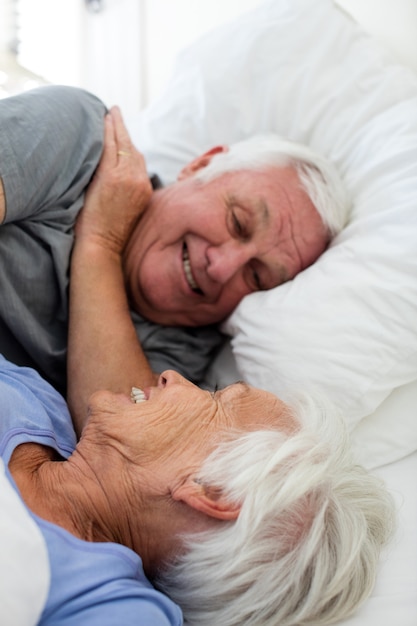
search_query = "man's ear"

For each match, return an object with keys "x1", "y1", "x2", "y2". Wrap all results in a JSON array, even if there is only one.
[
  {"x1": 177, "y1": 145, "x2": 229, "y2": 181},
  {"x1": 172, "y1": 477, "x2": 240, "y2": 521}
]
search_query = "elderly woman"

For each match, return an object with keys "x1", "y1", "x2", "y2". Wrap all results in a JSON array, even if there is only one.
[{"x1": 2, "y1": 355, "x2": 393, "y2": 625}]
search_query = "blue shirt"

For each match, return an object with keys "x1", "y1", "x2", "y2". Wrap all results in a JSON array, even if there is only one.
[{"x1": 0, "y1": 355, "x2": 183, "y2": 625}]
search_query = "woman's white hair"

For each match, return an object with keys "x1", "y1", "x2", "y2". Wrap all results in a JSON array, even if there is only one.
[
  {"x1": 194, "y1": 134, "x2": 351, "y2": 236},
  {"x1": 156, "y1": 394, "x2": 395, "y2": 626}
]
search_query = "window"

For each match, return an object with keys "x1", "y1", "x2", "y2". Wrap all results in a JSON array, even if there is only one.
[{"x1": 0, "y1": 0, "x2": 47, "y2": 97}]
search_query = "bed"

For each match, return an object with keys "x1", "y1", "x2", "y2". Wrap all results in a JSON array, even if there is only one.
[
  {"x1": 129, "y1": 0, "x2": 417, "y2": 624},
  {"x1": 2, "y1": 0, "x2": 416, "y2": 624}
]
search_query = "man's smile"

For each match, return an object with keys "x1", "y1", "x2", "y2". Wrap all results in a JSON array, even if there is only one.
[
  {"x1": 182, "y1": 242, "x2": 203, "y2": 295},
  {"x1": 121, "y1": 159, "x2": 328, "y2": 327}
]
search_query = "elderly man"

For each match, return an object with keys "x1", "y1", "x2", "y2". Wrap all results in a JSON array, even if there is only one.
[
  {"x1": 0, "y1": 86, "x2": 349, "y2": 428},
  {"x1": 2, "y1": 353, "x2": 394, "y2": 625}
]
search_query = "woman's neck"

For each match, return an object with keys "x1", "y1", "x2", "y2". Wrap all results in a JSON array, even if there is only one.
[
  {"x1": 9, "y1": 440, "x2": 177, "y2": 579},
  {"x1": 9, "y1": 442, "x2": 122, "y2": 543}
]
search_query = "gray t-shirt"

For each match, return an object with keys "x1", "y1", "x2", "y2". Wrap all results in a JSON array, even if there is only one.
[{"x1": 0, "y1": 85, "x2": 224, "y2": 395}]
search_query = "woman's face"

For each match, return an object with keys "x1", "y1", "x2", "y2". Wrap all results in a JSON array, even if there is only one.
[
  {"x1": 83, "y1": 371, "x2": 298, "y2": 576},
  {"x1": 86, "y1": 370, "x2": 296, "y2": 471}
]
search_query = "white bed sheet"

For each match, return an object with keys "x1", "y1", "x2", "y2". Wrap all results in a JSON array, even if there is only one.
[
  {"x1": 207, "y1": 347, "x2": 417, "y2": 625},
  {"x1": 207, "y1": 301, "x2": 417, "y2": 626},
  {"x1": 0, "y1": 458, "x2": 49, "y2": 626},
  {"x1": 340, "y1": 450, "x2": 417, "y2": 626}
]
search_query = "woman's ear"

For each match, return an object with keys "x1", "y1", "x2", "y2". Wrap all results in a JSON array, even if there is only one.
[
  {"x1": 172, "y1": 477, "x2": 240, "y2": 521},
  {"x1": 177, "y1": 145, "x2": 229, "y2": 181}
]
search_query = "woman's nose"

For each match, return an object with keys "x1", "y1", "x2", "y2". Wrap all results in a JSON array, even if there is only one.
[
  {"x1": 206, "y1": 242, "x2": 254, "y2": 284},
  {"x1": 158, "y1": 370, "x2": 189, "y2": 387}
]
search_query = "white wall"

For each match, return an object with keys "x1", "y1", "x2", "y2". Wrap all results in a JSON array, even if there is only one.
[
  {"x1": 81, "y1": 0, "x2": 145, "y2": 119},
  {"x1": 4, "y1": 0, "x2": 264, "y2": 115},
  {"x1": 143, "y1": 0, "x2": 263, "y2": 104},
  {"x1": 2, "y1": 0, "x2": 416, "y2": 110}
]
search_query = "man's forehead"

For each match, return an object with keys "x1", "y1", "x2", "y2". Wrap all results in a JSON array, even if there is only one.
[
  {"x1": 243, "y1": 165, "x2": 298, "y2": 219},
  {"x1": 257, "y1": 197, "x2": 270, "y2": 226}
]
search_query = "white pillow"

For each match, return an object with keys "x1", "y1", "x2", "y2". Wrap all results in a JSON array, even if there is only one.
[
  {"x1": 130, "y1": 0, "x2": 417, "y2": 456},
  {"x1": 0, "y1": 458, "x2": 49, "y2": 626}
]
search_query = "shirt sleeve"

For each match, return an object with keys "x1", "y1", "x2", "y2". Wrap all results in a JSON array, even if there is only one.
[
  {"x1": 132, "y1": 311, "x2": 226, "y2": 385},
  {"x1": 0, "y1": 355, "x2": 76, "y2": 463},
  {"x1": 0, "y1": 85, "x2": 106, "y2": 225},
  {"x1": 68, "y1": 596, "x2": 183, "y2": 626}
]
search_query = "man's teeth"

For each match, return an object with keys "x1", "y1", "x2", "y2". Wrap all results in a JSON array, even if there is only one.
[
  {"x1": 183, "y1": 244, "x2": 200, "y2": 292},
  {"x1": 131, "y1": 387, "x2": 146, "y2": 403}
]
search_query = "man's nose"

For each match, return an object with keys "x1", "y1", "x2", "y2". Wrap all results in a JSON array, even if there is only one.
[{"x1": 206, "y1": 242, "x2": 255, "y2": 284}]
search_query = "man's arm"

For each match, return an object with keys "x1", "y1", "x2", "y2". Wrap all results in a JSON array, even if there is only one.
[
  {"x1": 0, "y1": 179, "x2": 5, "y2": 224},
  {"x1": 67, "y1": 108, "x2": 157, "y2": 436}
]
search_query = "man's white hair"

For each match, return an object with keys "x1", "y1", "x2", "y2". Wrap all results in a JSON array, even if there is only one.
[
  {"x1": 156, "y1": 394, "x2": 395, "y2": 626},
  {"x1": 194, "y1": 134, "x2": 351, "y2": 236}
]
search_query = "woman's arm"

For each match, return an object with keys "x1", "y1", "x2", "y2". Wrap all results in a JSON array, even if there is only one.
[{"x1": 67, "y1": 107, "x2": 157, "y2": 436}]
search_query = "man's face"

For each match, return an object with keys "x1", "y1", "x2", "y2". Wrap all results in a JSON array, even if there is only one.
[{"x1": 123, "y1": 158, "x2": 328, "y2": 326}]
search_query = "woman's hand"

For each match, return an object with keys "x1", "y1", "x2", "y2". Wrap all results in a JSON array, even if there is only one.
[{"x1": 75, "y1": 105, "x2": 152, "y2": 255}]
